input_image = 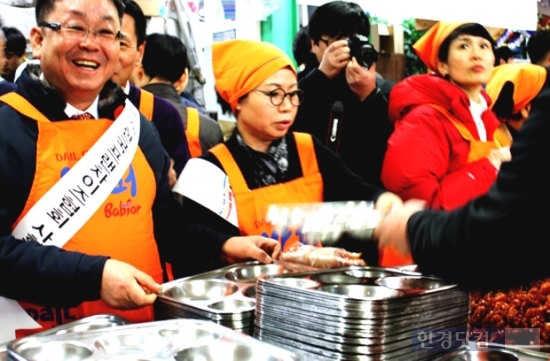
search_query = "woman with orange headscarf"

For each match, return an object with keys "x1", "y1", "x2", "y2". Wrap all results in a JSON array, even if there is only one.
[
  {"x1": 379, "y1": 22, "x2": 513, "y2": 267},
  {"x1": 177, "y1": 39, "x2": 402, "y2": 276},
  {"x1": 486, "y1": 62, "x2": 546, "y2": 139}
]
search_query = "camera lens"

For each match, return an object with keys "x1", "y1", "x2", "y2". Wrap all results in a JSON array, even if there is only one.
[{"x1": 359, "y1": 45, "x2": 378, "y2": 69}]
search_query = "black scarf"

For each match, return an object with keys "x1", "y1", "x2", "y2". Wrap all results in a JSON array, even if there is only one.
[{"x1": 236, "y1": 131, "x2": 288, "y2": 187}]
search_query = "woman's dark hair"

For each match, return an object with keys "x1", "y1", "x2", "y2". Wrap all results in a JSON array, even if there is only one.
[{"x1": 438, "y1": 23, "x2": 495, "y2": 63}]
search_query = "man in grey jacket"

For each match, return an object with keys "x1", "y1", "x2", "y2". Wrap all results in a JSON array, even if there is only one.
[{"x1": 134, "y1": 33, "x2": 223, "y2": 156}]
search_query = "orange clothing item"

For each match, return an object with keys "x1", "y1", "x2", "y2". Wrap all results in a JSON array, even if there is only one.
[
  {"x1": 209, "y1": 132, "x2": 323, "y2": 252},
  {"x1": 380, "y1": 104, "x2": 512, "y2": 267},
  {"x1": 186, "y1": 107, "x2": 202, "y2": 158},
  {"x1": 413, "y1": 21, "x2": 467, "y2": 74},
  {"x1": 138, "y1": 88, "x2": 155, "y2": 120},
  {"x1": 487, "y1": 63, "x2": 546, "y2": 118},
  {"x1": 2, "y1": 93, "x2": 163, "y2": 336},
  {"x1": 212, "y1": 40, "x2": 295, "y2": 111}
]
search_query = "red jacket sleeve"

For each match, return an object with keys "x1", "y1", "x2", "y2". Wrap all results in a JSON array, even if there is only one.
[{"x1": 381, "y1": 107, "x2": 498, "y2": 211}]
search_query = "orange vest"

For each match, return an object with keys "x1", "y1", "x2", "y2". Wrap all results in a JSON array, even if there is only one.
[
  {"x1": 186, "y1": 107, "x2": 202, "y2": 158},
  {"x1": 0, "y1": 93, "x2": 163, "y2": 337},
  {"x1": 138, "y1": 88, "x2": 154, "y2": 120},
  {"x1": 379, "y1": 104, "x2": 513, "y2": 267},
  {"x1": 139, "y1": 91, "x2": 202, "y2": 158},
  {"x1": 209, "y1": 133, "x2": 324, "y2": 252}
]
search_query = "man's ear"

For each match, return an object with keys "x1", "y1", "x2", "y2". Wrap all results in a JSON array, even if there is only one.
[
  {"x1": 136, "y1": 42, "x2": 145, "y2": 66},
  {"x1": 173, "y1": 68, "x2": 189, "y2": 94},
  {"x1": 29, "y1": 27, "x2": 44, "y2": 59},
  {"x1": 132, "y1": 64, "x2": 147, "y2": 87}
]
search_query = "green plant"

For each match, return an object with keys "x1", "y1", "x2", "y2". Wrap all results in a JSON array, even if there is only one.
[{"x1": 402, "y1": 18, "x2": 427, "y2": 76}]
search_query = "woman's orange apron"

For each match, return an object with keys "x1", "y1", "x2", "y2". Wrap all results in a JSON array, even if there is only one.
[
  {"x1": 379, "y1": 104, "x2": 512, "y2": 267},
  {"x1": 209, "y1": 132, "x2": 324, "y2": 252},
  {"x1": 2, "y1": 93, "x2": 163, "y2": 337}
]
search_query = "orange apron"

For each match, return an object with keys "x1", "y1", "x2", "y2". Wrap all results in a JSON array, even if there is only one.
[
  {"x1": 209, "y1": 132, "x2": 324, "y2": 252},
  {"x1": 138, "y1": 88, "x2": 154, "y2": 120},
  {"x1": 379, "y1": 104, "x2": 512, "y2": 267},
  {"x1": 186, "y1": 107, "x2": 202, "y2": 158},
  {"x1": 0, "y1": 93, "x2": 163, "y2": 337}
]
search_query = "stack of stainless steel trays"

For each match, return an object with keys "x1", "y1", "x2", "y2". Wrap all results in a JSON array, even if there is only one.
[
  {"x1": 155, "y1": 261, "x2": 301, "y2": 334},
  {"x1": 0, "y1": 314, "x2": 128, "y2": 361},
  {"x1": 7, "y1": 318, "x2": 302, "y2": 361},
  {"x1": 255, "y1": 266, "x2": 470, "y2": 361}
]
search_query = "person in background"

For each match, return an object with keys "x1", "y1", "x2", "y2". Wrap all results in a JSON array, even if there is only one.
[
  {"x1": 135, "y1": 33, "x2": 223, "y2": 158},
  {"x1": 180, "y1": 90, "x2": 206, "y2": 114},
  {"x1": 527, "y1": 29, "x2": 550, "y2": 66},
  {"x1": 380, "y1": 22, "x2": 512, "y2": 267},
  {"x1": 290, "y1": 1, "x2": 394, "y2": 188},
  {"x1": 494, "y1": 45, "x2": 514, "y2": 66},
  {"x1": 177, "y1": 39, "x2": 402, "y2": 275},
  {"x1": 112, "y1": 0, "x2": 190, "y2": 186},
  {"x1": 0, "y1": 0, "x2": 279, "y2": 339},
  {"x1": 486, "y1": 63, "x2": 546, "y2": 139},
  {"x1": 1, "y1": 27, "x2": 27, "y2": 83},
  {"x1": 0, "y1": 23, "x2": 17, "y2": 95},
  {"x1": 373, "y1": 65, "x2": 550, "y2": 290},
  {"x1": 292, "y1": 26, "x2": 319, "y2": 80}
]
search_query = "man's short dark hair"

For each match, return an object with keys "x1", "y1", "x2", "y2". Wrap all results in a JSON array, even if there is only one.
[
  {"x1": 35, "y1": 0, "x2": 125, "y2": 24},
  {"x1": 2, "y1": 27, "x2": 26, "y2": 57},
  {"x1": 438, "y1": 23, "x2": 495, "y2": 63},
  {"x1": 307, "y1": 1, "x2": 370, "y2": 44},
  {"x1": 123, "y1": 0, "x2": 146, "y2": 47},
  {"x1": 142, "y1": 33, "x2": 188, "y2": 83},
  {"x1": 494, "y1": 46, "x2": 514, "y2": 66},
  {"x1": 527, "y1": 30, "x2": 550, "y2": 65}
]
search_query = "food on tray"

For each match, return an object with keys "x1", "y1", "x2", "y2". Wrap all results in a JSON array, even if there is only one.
[
  {"x1": 469, "y1": 278, "x2": 550, "y2": 345},
  {"x1": 279, "y1": 245, "x2": 366, "y2": 269}
]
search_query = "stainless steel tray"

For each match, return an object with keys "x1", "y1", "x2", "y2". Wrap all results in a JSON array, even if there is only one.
[
  {"x1": 155, "y1": 261, "x2": 306, "y2": 332},
  {"x1": 0, "y1": 314, "x2": 129, "y2": 361},
  {"x1": 8, "y1": 319, "x2": 301, "y2": 361}
]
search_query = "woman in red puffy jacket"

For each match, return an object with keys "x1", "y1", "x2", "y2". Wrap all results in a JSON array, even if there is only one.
[{"x1": 379, "y1": 22, "x2": 512, "y2": 266}]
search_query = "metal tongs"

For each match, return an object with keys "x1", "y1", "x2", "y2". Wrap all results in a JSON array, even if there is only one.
[
  {"x1": 477, "y1": 342, "x2": 550, "y2": 359},
  {"x1": 266, "y1": 201, "x2": 381, "y2": 246}
]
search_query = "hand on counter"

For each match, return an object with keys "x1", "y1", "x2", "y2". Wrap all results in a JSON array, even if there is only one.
[
  {"x1": 221, "y1": 236, "x2": 281, "y2": 265},
  {"x1": 373, "y1": 199, "x2": 426, "y2": 257},
  {"x1": 100, "y1": 259, "x2": 162, "y2": 309}
]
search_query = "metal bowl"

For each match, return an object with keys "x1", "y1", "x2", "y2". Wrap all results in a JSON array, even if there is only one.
[
  {"x1": 94, "y1": 333, "x2": 171, "y2": 355},
  {"x1": 345, "y1": 269, "x2": 397, "y2": 282},
  {"x1": 268, "y1": 277, "x2": 320, "y2": 289},
  {"x1": 375, "y1": 276, "x2": 450, "y2": 294},
  {"x1": 318, "y1": 285, "x2": 403, "y2": 299},
  {"x1": 163, "y1": 280, "x2": 239, "y2": 301},
  {"x1": 312, "y1": 273, "x2": 367, "y2": 285},
  {"x1": 242, "y1": 285, "x2": 256, "y2": 299},
  {"x1": 225, "y1": 264, "x2": 288, "y2": 283},
  {"x1": 174, "y1": 342, "x2": 282, "y2": 361},
  {"x1": 13, "y1": 341, "x2": 93, "y2": 361},
  {"x1": 444, "y1": 350, "x2": 518, "y2": 361},
  {"x1": 208, "y1": 299, "x2": 256, "y2": 312}
]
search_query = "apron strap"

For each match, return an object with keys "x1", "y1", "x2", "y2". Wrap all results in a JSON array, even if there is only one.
[
  {"x1": 293, "y1": 132, "x2": 320, "y2": 177},
  {"x1": 210, "y1": 144, "x2": 250, "y2": 193},
  {"x1": 0, "y1": 92, "x2": 51, "y2": 123},
  {"x1": 186, "y1": 107, "x2": 202, "y2": 157},
  {"x1": 427, "y1": 104, "x2": 476, "y2": 141},
  {"x1": 138, "y1": 89, "x2": 154, "y2": 121}
]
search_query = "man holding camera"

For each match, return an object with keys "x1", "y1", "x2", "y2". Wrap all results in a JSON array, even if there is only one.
[{"x1": 291, "y1": 1, "x2": 394, "y2": 189}]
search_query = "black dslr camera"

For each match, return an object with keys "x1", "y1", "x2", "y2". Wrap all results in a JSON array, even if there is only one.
[{"x1": 347, "y1": 35, "x2": 378, "y2": 69}]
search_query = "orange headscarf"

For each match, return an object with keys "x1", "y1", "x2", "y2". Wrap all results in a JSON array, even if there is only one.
[
  {"x1": 212, "y1": 40, "x2": 296, "y2": 111},
  {"x1": 413, "y1": 21, "x2": 467, "y2": 74},
  {"x1": 487, "y1": 63, "x2": 546, "y2": 118}
]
